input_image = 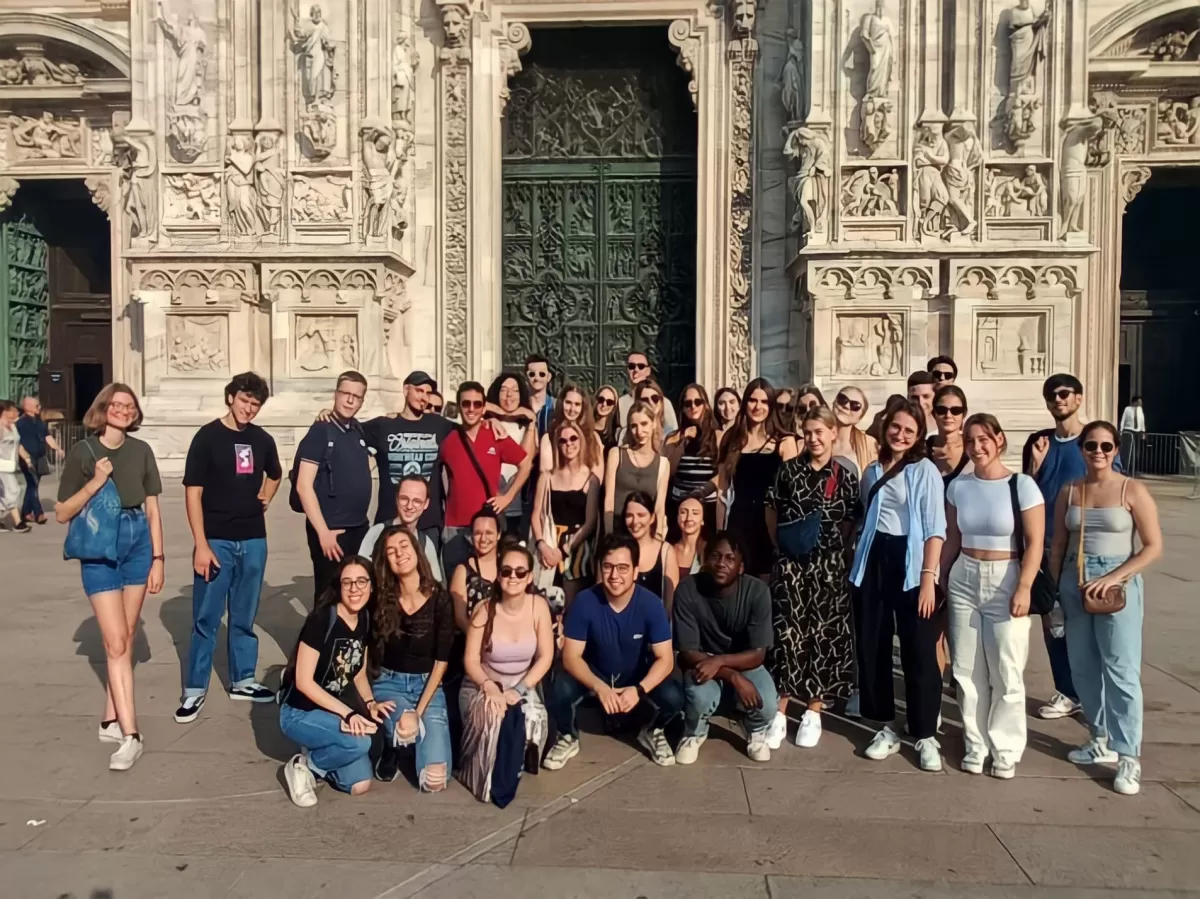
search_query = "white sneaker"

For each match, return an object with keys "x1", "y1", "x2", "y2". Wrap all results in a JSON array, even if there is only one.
[
  {"x1": 637, "y1": 727, "x2": 676, "y2": 767},
  {"x1": 108, "y1": 735, "x2": 143, "y2": 771},
  {"x1": 991, "y1": 760, "x2": 1016, "y2": 780},
  {"x1": 765, "y1": 711, "x2": 787, "y2": 750},
  {"x1": 284, "y1": 753, "x2": 318, "y2": 808},
  {"x1": 961, "y1": 752, "x2": 986, "y2": 775},
  {"x1": 915, "y1": 737, "x2": 943, "y2": 772},
  {"x1": 675, "y1": 734, "x2": 706, "y2": 765},
  {"x1": 844, "y1": 691, "x2": 861, "y2": 719},
  {"x1": 542, "y1": 734, "x2": 580, "y2": 770},
  {"x1": 794, "y1": 710, "x2": 822, "y2": 748},
  {"x1": 865, "y1": 726, "x2": 901, "y2": 760},
  {"x1": 1067, "y1": 737, "x2": 1118, "y2": 766},
  {"x1": 1038, "y1": 691, "x2": 1082, "y2": 720},
  {"x1": 746, "y1": 730, "x2": 770, "y2": 762},
  {"x1": 98, "y1": 720, "x2": 123, "y2": 744},
  {"x1": 1114, "y1": 756, "x2": 1142, "y2": 795}
]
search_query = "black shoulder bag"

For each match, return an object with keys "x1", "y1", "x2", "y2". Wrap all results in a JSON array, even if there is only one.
[{"x1": 1009, "y1": 475, "x2": 1057, "y2": 617}]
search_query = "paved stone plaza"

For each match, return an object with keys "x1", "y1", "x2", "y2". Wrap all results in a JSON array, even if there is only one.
[{"x1": 1, "y1": 480, "x2": 1199, "y2": 899}]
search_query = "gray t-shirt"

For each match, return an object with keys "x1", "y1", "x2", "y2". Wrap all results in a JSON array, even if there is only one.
[{"x1": 672, "y1": 573, "x2": 773, "y2": 655}]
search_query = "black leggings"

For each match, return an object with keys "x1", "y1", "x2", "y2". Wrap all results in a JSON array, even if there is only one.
[{"x1": 853, "y1": 533, "x2": 942, "y2": 740}]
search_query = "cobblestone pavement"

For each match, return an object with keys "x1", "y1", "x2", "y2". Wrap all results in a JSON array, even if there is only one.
[{"x1": 2, "y1": 480, "x2": 1199, "y2": 898}]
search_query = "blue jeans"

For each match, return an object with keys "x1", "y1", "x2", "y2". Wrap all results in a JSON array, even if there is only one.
[
  {"x1": 1061, "y1": 552, "x2": 1144, "y2": 757},
  {"x1": 373, "y1": 669, "x2": 453, "y2": 782},
  {"x1": 21, "y1": 465, "x2": 42, "y2": 519},
  {"x1": 1042, "y1": 621, "x2": 1078, "y2": 701},
  {"x1": 683, "y1": 665, "x2": 778, "y2": 738},
  {"x1": 183, "y1": 538, "x2": 268, "y2": 697},
  {"x1": 279, "y1": 703, "x2": 373, "y2": 792},
  {"x1": 549, "y1": 668, "x2": 685, "y2": 738},
  {"x1": 80, "y1": 509, "x2": 152, "y2": 597}
]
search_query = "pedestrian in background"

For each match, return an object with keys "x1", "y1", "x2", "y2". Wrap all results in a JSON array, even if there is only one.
[{"x1": 17, "y1": 395, "x2": 58, "y2": 525}]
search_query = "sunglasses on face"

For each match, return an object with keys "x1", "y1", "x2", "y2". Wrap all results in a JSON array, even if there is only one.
[
  {"x1": 500, "y1": 566, "x2": 530, "y2": 579},
  {"x1": 558, "y1": 434, "x2": 579, "y2": 445},
  {"x1": 683, "y1": 398, "x2": 705, "y2": 409},
  {"x1": 460, "y1": 399, "x2": 485, "y2": 410},
  {"x1": 429, "y1": 404, "x2": 444, "y2": 414},
  {"x1": 1083, "y1": 440, "x2": 1115, "y2": 454},
  {"x1": 932, "y1": 370, "x2": 955, "y2": 382},
  {"x1": 835, "y1": 394, "x2": 863, "y2": 413},
  {"x1": 799, "y1": 400, "x2": 820, "y2": 411},
  {"x1": 596, "y1": 397, "x2": 615, "y2": 409},
  {"x1": 644, "y1": 394, "x2": 662, "y2": 405},
  {"x1": 1046, "y1": 388, "x2": 1075, "y2": 402},
  {"x1": 526, "y1": 370, "x2": 549, "y2": 379},
  {"x1": 627, "y1": 362, "x2": 649, "y2": 372},
  {"x1": 935, "y1": 404, "x2": 965, "y2": 416}
]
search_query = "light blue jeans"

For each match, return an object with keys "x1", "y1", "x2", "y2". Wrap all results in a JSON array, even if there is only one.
[
  {"x1": 683, "y1": 665, "x2": 779, "y2": 738},
  {"x1": 278, "y1": 704, "x2": 373, "y2": 792},
  {"x1": 1060, "y1": 552, "x2": 1144, "y2": 757},
  {"x1": 373, "y1": 669, "x2": 453, "y2": 784}
]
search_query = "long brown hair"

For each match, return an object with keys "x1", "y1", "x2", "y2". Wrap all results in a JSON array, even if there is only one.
[
  {"x1": 675, "y1": 382, "x2": 718, "y2": 461},
  {"x1": 83, "y1": 382, "x2": 144, "y2": 433},
  {"x1": 478, "y1": 543, "x2": 536, "y2": 654},
  {"x1": 718, "y1": 377, "x2": 776, "y2": 480},
  {"x1": 552, "y1": 420, "x2": 593, "y2": 472},
  {"x1": 550, "y1": 391, "x2": 600, "y2": 472},
  {"x1": 371, "y1": 525, "x2": 441, "y2": 663},
  {"x1": 877, "y1": 399, "x2": 929, "y2": 467}
]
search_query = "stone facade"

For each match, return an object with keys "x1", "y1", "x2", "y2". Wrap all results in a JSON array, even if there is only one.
[{"x1": 0, "y1": 1, "x2": 1193, "y2": 469}]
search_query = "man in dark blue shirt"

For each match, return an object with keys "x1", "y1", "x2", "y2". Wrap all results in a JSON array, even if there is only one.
[
  {"x1": 16, "y1": 397, "x2": 58, "y2": 524},
  {"x1": 543, "y1": 534, "x2": 682, "y2": 770}
]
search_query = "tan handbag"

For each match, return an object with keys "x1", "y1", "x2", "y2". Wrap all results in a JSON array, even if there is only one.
[{"x1": 1076, "y1": 482, "x2": 1127, "y2": 615}]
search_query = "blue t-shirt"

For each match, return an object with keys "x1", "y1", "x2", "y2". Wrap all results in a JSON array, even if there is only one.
[
  {"x1": 1024, "y1": 430, "x2": 1121, "y2": 541},
  {"x1": 563, "y1": 585, "x2": 672, "y2": 686}
]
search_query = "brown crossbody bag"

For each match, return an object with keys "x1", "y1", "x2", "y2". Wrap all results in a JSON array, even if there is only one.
[{"x1": 1076, "y1": 481, "x2": 1128, "y2": 615}]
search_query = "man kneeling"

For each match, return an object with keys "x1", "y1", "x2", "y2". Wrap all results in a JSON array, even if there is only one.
[
  {"x1": 543, "y1": 533, "x2": 682, "y2": 769},
  {"x1": 673, "y1": 532, "x2": 778, "y2": 764}
]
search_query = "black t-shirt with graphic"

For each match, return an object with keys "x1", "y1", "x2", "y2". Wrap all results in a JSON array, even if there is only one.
[
  {"x1": 182, "y1": 419, "x2": 282, "y2": 541},
  {"x1": 285, "y1": 606, "x2": 369, "y2": 713},
  {"x1": 363, "y1": 413, "x2": 455, "y2": 530}
]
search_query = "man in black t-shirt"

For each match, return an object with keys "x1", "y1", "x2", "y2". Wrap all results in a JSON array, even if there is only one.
[{"x1": 177, "y1": 372, "x2": 282, "y2": 723}]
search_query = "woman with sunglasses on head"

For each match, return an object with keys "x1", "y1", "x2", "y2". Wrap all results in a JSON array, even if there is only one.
[
  {"x1": 664, "y1": 383, "x2": 720, "y2": 540},
  {"x1": 927, "y1": 385, "x2": 972, "y2": 487},
  {"x1": 623, "y1": 491, "x2": 680, "y2": 615},
  {"x1": 485, "y1": 373, "x2": 540, "y2": 538},
  {"x1": 1049, "y1": 421, "x2": 1162, "y2": 795},
  {"x1": 56, "y1": 383, "x2": 164, "y2": 771},
  {"x1": 765, "y1": 406, "x2": 861, "y2": 749},
  {"x1": 713, "y1": 387, "x2": 741, "y2": 442},
  {"x1": 717, "y1": 378, "x2": 785, "y2": 580},
  {"x1": 458, "y1": 543, "x2": 554, "y2": 803},
  {"x1": 593, "y1": 385, "x2": 621, "y2": 454},
  {"x1": 941, "y1": 415, "x2": 1043, "y2": 779},
  {"x1": 279, "y1": 555, "x2": 387, "y2": 807},
  {"x1": 532, "y1": 421, "x2": 600, "y2": 604},
  {"x1": 538, "y1": 383, "x2": 604, "y2": 480},
  {"x1": 851, "y1": 400, "x2": 947, "y2": 772},
  {"x1": 672, "y1": 495, "x2": 707, "y2": 577},
  {"x1": 605, "y1": 401, "x2": 669, "y2": 537},
  {"x1": 371, "y1": 525, "x2": 456, "y2": 790},
  {"x1": 831, "y1": 386, "x2": 878, "y2": 480}
]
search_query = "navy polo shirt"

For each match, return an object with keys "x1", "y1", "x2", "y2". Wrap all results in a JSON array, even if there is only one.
[
  {"x1": 296, "y1": 419, "x2": 373, "y2": 529},
  {"x1": 563, "y1": 585, "x2": 672, "y2": 686}
]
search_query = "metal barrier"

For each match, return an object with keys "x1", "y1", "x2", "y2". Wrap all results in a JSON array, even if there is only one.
[
  {"x1": 47, "y1": 421, "x2": 87, "y2": 477},
  {"x1": 1121, "y1": 431, "x2": 1200, "y2": 494}
]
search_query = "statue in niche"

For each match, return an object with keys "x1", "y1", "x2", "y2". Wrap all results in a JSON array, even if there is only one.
[
  {"x1": 782, "y1": 126, "x2": 831, "y2": 236},
  {"x1": 1001, "y1": 0, "x2": 1051, "y2": 150},
  {"x1": 254, "y1": 133, "x2": 283, "y2": 232},
  {"x1": 392, "y1": 34, "x2": 416, "y2": 124},
  {"x1": 1059, "y1": 111, "x2": 1111, "y2": 238},
  {"x1": 913, "y1": 125, "x2": 950, "y2": 237},
  {"x1": 942, "y1": 123, "x2": 982, "y2": 236},
  {"x1": 361, "y1": 119, "x2": 399, "y2": 238},
  {"x1": 113, "y1": 129, "x2": 156, "y2": 241},
  {"x1": 225, "y1": 135, "x2": 259, "y2": 235},
  {"x1": 779, "y1": 29, "x2": 807, "y2": 124},
  {"x1": 156, "y1": 2, "x2": 208, "y2": 162},
  {"x1": 851, "y1": 0, "x2": 894, "y2": 155},
  {"x1": 289, "y1": 4, "x2": 338, "y2": 160}
]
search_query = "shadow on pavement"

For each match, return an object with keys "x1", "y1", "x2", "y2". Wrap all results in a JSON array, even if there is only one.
[{"x1": 71, "y1": 611, "x2": 152, "y2": 690}]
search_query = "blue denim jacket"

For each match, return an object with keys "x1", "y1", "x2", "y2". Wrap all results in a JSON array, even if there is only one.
[{"x1": 850, "y1": 457, "x2": 946, "y2": 591}]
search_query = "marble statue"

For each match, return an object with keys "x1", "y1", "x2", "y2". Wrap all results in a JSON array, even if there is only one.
[
  {"x1": 254, "y1": 133, "x2": 284, "y2": 232},
  {"x1": 779, "y1": 29, "x2": 806, "y2": 124},
  {"x1": 156, "y1": 2, "x2": 208, "y2": 162},
  {"x1": 854, "y1": 0, "x2": 894, "y2": 154},
  {"x1": 113, "y1": 130, "x2": 156, "y2": 241},
  {"x1": 361, "y1": 120, "x2": 398, "y2": 238},
  {"x1": 225, "y1": 135, "x2": 259, "y2": 235},
  {"x1": 1002, "y1": 0, "x2": 1051, "y2": 150},
  {"x1": 783, "y1": 126, "x2": 832, "y2": 235},
  {"x1": 289, "y1": 5, "x2": 337, "y2": 108},
  {"x1": 8, "y1": 112, "x2": 81, "y2": 159},
  {"x1": 1060, "y1": 114, "x2": 1107, "y2": 238},
  {"x1": 843, "y1": 167, "x2": 900, "y2": 217},
  {"x1": 913, "y1": 125, "x2": 950, "y2": 237},
  {"x1": 942, "y1": 124, "x2": 982, "y2": 236}
]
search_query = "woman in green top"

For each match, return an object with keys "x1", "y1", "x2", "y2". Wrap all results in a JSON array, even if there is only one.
[{"x1": 57, "y1": 383, "x2": 165, "y2": 772}]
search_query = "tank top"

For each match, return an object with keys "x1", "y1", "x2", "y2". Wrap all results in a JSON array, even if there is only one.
[
  {"x1": 550, "y1": 487, "x2": 588, "y2": 532},
  {"x1": 464, "y1": 556, "x2": 494, "y2": 617},
  {"x1": 636, "y1": 542, "x2": 666, "y2": 598},
  {"x1": 482, "y1": 598, "x2": 538, "y2": 688},
  {"x1": 670, "y1": 434, "x2": 717, "y2": 503},
  {"x1": 1065, "y1": 481, "x2": 1136, "y2": 557},
  {"x1": 613, "y1": 447, "x2": 660, "y2": 517}
]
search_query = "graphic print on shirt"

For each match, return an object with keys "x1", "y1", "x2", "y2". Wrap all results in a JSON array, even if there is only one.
[
  {"x1": 385, "y1": 431, "x2": 439, "y2": 483},
  {"x1": 234, "y1": 444, "x2": 254, "y2": 475},
  {"x1": 319, "y1": 637, "x2": 364, "y2": 696}
]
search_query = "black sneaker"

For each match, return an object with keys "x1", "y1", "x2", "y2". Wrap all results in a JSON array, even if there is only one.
[
  {"x1": 174, "y1": 694, "x2": 205, "y2": 723},
  {"x1": 375, "y1": 746, "x2": 400, "y2": 783},
  {"x1": 229, "y1": 683, "x2": 275, "y2": 703},
  {"x1": 13, "y1": 521, "x2": 30, "y2": 533}
]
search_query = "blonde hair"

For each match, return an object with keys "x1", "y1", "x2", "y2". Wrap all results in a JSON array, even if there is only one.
[
  {"x1": 83, "y1": 382, "x2": 143, "y2": 433},
  {"x1": 799, "y1": 404, "x2": 839, "y2": 434},
  {"x1": 624, "y1": 400, "x2": 663, "y2": 452}
]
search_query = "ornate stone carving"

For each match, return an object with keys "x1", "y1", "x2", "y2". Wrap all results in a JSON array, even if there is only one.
[
  {"x1": 0, "y1": 45, "x2": 84, "y2": 85},
  {"x1": 1122, "y1": 164, "x2": 1152, "y2": 205},
  {"x1": 289, "y1": 4, "x2": 338, "y2": 160},
  {"x1": 1060, "y1": 112, "x2": 1113, "y2": 239},
  {"x1": 168, "y1": 314, "x2": 227, "y2": 374},
  {"x1": 91, "y1": 127, "x2": 113, "y2": 167},
  {"x1": 974, "y1": 312, "x2": 1048, "y2": 378},
  {"x1": 360, "y1": 118, "x2": 399, "y2": 238},
  {"x1": 254, "y1": 133, "x2": 284, "y2": 233},
  {"x1": 914, "y1": 123, "x2": 981, "y2": 239},
  {"x1": 163, "y1": 173, "x2": 220, "y2": 222},
  {"x1": 1112, "y1": 106, "x2": 1148, "y2": 156},
  {"x1": 780, "y1": 28, "x2": 806, "y2": 124},
  {"x1": 0, "y1": 176, "x2": 19, "y2": 213},
  {"x1": 783, "y1": 126, "x2": 832, "y2": 237},
  {"x1": 113, "y1": 130, "x2": 157, "y2": 241},
  {"x1": 498, "y1": 22, "x2": 532, "y2": 111},
  {"x1": 1148, "y1": 28, "x2": 1200, "y2": 61},
  {"x1": 954, "y1": 262, "x2": 1078, "y2": 295},
  {"x1": 392, "y1": 33, "x2": 417, "y2": 123},
  {"x1": 225, "y1": 135, "x2": 260, "y2": 235},
  {"x1": 84, "y1": 175, "x2": 111, "y2": 217},
  {"x1": 1155, "y1": 97, "x2": 1200, "y2": 146},
  {"x1": 156, "y1": 2, "x2": 208, "y2": 162},
  {"x1": 834, "y1": 313, "x2": 904, "y2": 378},
  {"x1": 841, "y1": 167, "x2": 901, "y2": 217},
  {"x1": 136, "y1": 263, "x2": 254, "y2": 302},
  {"x1": 849, "y1": 0, "x2": 894, "y2": 156},
  {"x1": 389, "y1": 32, "x2": 418, "y2": 238},
  {"x1": 732, "y1": 0, "x2": 755, "y2": 33},
  {"x1": 438, "y1": 1, "x2": 472, "y2": 61},
  {"x1": 668, "y1": 19, "x2": 700, "y2": 110},
  {"x1": 999, "y1": 0, "x2": 1051, "y2": 152},
  {"x1": 984, "y1": 164, "x2": 1048, "y2": 217},
  {"x1": 726, "y1": 37, "x2": 756, "y2": 390},
  {"x1": 291, "y1": 173, "x2": 352, "y2": 223},
  {"x1": 7, "y1": 113, "x2": 82, "y2": 160},
  {"x1": 295, "y1": 314, "x2": 358, "y2": 374}
]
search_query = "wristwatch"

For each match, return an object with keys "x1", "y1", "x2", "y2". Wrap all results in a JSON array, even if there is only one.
[
  {"x1": 514, "y1": 683, "x2": 530, "y2": 698},
  {"x1": 635, "y1": 683, "x2": 647, "y2": 701}
]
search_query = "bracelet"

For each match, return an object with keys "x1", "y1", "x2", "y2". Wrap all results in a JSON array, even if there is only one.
[
  {"x1": 152, "y1": 554, "x2": 165, "y2": 562},
  {"x1": 341, "y1": 710, "x2": 354, "y2": 723},
  {"x1": 920, "y1": 567, "x2": 938, "y2": 580},
  {"x1": 514, "y1": 683, "x2": 530, "y2": 698}
]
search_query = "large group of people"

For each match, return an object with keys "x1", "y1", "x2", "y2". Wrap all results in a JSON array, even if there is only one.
[{"x1": 48, "y1": 349, "x2": 1162, "y2": 804}]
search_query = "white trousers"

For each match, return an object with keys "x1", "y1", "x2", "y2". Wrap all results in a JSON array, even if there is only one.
[{"x1": 947, "y1": 556, "x2": 1031, "y2": 765}]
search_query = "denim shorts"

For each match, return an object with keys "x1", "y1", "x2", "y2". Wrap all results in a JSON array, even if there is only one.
[{"x1": 80, "y1": 508, "x2": 153, "y2": 597}]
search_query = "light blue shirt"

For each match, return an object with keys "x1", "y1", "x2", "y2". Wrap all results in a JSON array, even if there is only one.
[{"x1": 850, "y1": 457, "x2": 946, "y2": 592}]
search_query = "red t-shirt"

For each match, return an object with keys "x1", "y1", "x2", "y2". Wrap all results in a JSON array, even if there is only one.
[{"x1": 441, "y1": 426, "x2": 527, "y2": 527}]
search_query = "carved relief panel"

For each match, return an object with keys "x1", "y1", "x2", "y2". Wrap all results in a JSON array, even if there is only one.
[
  {"x1": 973, "y1": 310, "x2": 1049, "y2": 378},
  {"x1": 4, "y1": 112, "x2": 84, "y2": 164},
  {"x1": 833, "y1": 311, "x2": 906, "y2": 378},
  {"x1": 294, "y1": 314, "x2": 358, "y2": 375},
  {"x1": 167, "y1": 314, "x2": 229, "y2": 375}
]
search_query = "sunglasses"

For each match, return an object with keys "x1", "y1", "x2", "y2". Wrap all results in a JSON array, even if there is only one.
[
  {"x1": 1045, "y1": 388, "x2": 1076, "y2": 402},
  {"x1": 1083, "y1": 440, "x2": 1115, "y2": 454},
  {"x1": 558, "y1": 434, "x2": 579, "y2": 445},
  {"x1": 500, "y1": 566, "x2": 530, "y2": 579},
  {"x1": 934, "y1": 404, "x2": 965, "y2": 416},
  {"x1": 596, "y1": 397, "x2": 615, "y2": 409},
  {"x1": 835, "y1": 394, "x2": 863, "y2": 413},
  {"x1": 683, "y1": 398, "x2": 705, "y2": 409},
  {"x1": 526, "y1": 370, "x2": 550, "y2": 379},
  {"x1": 799, "y1": 400, "x2": 820, "y2": 411},
  {"x1": 460, "y1": 399, "x2": 484, "y2": 410},
  {"x1": 931, "y1": 370, "x2": 955, "y2": 382},
  {"x1": 644, "y1": 394, "x2": 662, "y2": 404},
  {"x1": 429, "y1": 404, "x2": 444, "y2": 414},
  {"x1": 627, "y1": 362, "x2": 649, "y2": 372}
]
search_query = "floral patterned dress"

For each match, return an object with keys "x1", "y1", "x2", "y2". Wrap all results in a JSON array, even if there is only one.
[{"x1": 765, "y1": 457, "x2": 861, "y2": 702}]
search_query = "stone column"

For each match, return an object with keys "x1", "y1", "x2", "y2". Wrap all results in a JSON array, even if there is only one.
[
  {"x1": 255, "y1": 0, "x2": 285, "y2": 133},
  {"x1": 228, "y1": 0, "x2": 256, "y2": 132},
  {"x1": 948, "y1": 0, "x2": 977, "y2": 125},
  {"x1": 725, "y1": 5, "x2": 757, "y2": 392},
  {"x1": 917, "y1": 0, "x2": 945, "y2": 125}
]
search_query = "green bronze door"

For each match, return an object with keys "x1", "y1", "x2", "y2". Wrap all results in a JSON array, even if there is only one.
[
  {"x1": 0, "y1": 215, "x2": 49, "y2": 401},
  {"x1": 501, "y1": 27, "x2": 697, "y2": 402}
]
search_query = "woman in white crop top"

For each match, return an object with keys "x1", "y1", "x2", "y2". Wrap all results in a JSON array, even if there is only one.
[{"x1": 941, "y1": 413, "x2": 1045, "y2": 779}]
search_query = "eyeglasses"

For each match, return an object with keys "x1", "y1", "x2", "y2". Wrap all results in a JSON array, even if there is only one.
[
  {"x1": 931, "y1": 370, "x2": 955, "y2": 382},
  {"x1": 1083, "y1": 440, "x2": 1116, "y2": 454},
  {"x1": 558, "y1": 434, "x2": 579, "y2": 445},
  {"x1": 596, "y1": 397, "x2": 615, "y2": 409},
  {"x1": 627, "y1": 362, "x2": 649, "y2": 372},
  {"x1": 340, "y1": 577, "x2": 371, "y2": 590},
  {"x1": 934, "y1": 404, "x2": 965, "y2": 416},
  {"x1": 835, "y1": 394, "x2": 863, "y2": 413},
  {"x1": 500, "y1": 566, "x2": 530, "y2": 579},
  {"x1": 460, "y1": 399, "x2": 484, "y2": 410},
  {"x1": 336, "y1": 389, "x2": 366, "y2": 404},
  {"x1": 1046, "y1": 388, "x2": 1076, "y2": 402},
  {"x1": 683, "y1": 398, "x2": 705, "y2": 409},
  {"x1": 109, "y1": 401, "x2": 138, "y2": 413},
  {"x1": 601, "y1": 562, "x2": 633, "y2": 575}
]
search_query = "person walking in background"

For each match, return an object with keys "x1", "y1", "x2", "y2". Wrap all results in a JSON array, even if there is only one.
[
  {"x1": 618, "y1": 350, "x2": 678, "y2": 434},
  {"x1": 176, "y1": 373, "x2": 281, "y2": 724},
  {"x1": 294, "y1": 371, "x2": 374, "y2": 603},
  {"x1": 57, "y1": 384, "x2": 165, "y2": 771},
  {"x1": 17, "y1": 395, "x2": 58, "y2": 525},
  {"x1": 1119, "y1": 396, "x2": 1146, "y2": 478},
  {"x1": 0, "y1": 401, "x2": 32, "y2": 532}
]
